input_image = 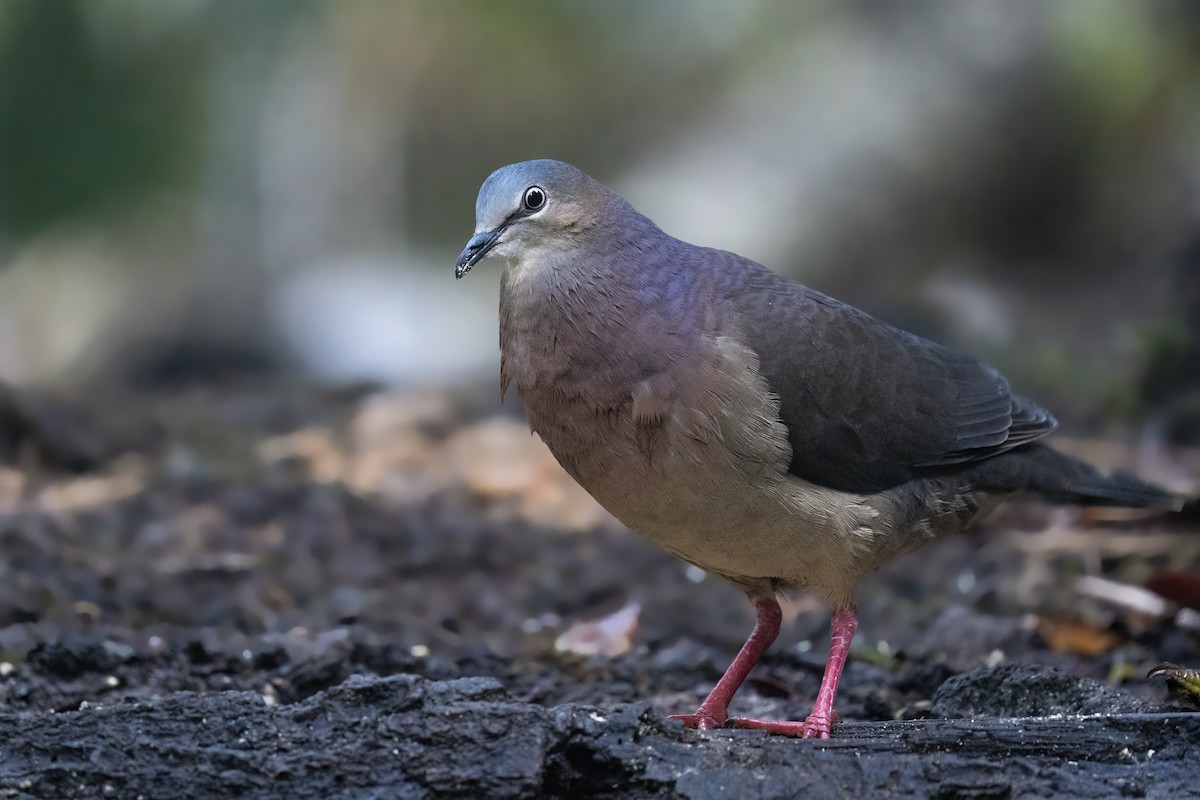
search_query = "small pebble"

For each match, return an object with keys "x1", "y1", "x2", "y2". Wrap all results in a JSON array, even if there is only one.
[
  {"x1": 956, "y1": 571, "x2": 976, "y2": 594},
  {"x1": 102, "y1": 641, "x2": 135, "y2": 661}
]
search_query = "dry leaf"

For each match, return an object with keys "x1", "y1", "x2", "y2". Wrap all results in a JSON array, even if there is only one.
[
  {"x1": 1145, "y1": 569, "x2": 1200, "y2": 613},
  {"x1": 1036, "y1": 616, "x2": 1121, "y2": 657},
  {"x1": 554, "y1": 601, "x2": 640, "y2": 657}
]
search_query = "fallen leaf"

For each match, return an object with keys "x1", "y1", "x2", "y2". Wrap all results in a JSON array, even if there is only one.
[
  {"x1": 1145, "y1": 569, "x2": 1200, "y2": 612},
  {"x1": 554, "y1": 601, "x2": 640, "y2": 657},
  {"x1": 1036, "y1": 616, "x2": 1121, "y2": 657}
]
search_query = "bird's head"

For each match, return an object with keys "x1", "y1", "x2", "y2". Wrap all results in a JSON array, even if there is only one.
[{"x1": 455, "y1": 159, "x2": 613, "y2": 280}]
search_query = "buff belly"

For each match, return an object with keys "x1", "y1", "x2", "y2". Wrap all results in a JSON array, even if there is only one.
[{"x1": 528, "y1": 334, "x2": 900, "y2": 603}]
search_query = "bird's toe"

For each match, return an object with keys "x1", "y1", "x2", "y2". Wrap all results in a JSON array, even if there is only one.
[
  {"x1": 799, "y1": 709, "x2": 840, "y2": 739},
  {"x1": 726, "y1": 709, "x2": 841, "y2": 738},
  {"x1": 668, "y1": 707, "x2": 727, "y2": 730}
]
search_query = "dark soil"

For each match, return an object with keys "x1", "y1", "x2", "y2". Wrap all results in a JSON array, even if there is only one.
[{"x1": 0, "y1": 384, "x2": 1197, "y2": 798}]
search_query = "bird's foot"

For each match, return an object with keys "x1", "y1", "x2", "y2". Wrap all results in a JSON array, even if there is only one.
[
  {"x1": 728, "y1": 709, "x2": 841, "y2": 739},
  {"x1": 668, "y1": 704, "x2": 727, "y2": 731}
]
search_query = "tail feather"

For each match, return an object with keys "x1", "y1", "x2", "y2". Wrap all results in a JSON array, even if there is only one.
[{"x1": 960, "y1": 443, "x2": 1184, "y2": 511}]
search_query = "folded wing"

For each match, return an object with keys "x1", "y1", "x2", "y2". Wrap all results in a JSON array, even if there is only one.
[{"x1": 727, "y1": 266, "x2": 1058, "y2": 493}]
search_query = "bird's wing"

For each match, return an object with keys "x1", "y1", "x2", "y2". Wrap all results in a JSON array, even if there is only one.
[{"x1": 726, "y1": 265, "x2": 1058, "y2": 493}]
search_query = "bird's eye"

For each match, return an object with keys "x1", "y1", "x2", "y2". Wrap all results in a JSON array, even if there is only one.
[{"x1": 522, "y1": 186, "x2": 546, "y2": 211}]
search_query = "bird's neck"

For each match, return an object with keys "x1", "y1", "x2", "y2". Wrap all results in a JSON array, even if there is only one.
[{"x1": 498, "y1": 223, "x2": 681, "y2": 407}]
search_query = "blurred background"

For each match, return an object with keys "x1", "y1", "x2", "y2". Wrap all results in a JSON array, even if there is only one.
[
  {"x1": 0, "y1": 0, "x2": 1197, "y2": 706},
  {"x1": 0, "y1": 0, "x2": 1197, "y2": 433}
]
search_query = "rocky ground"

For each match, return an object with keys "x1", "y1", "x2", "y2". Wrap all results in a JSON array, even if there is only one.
[{"x1": 0, "y1": 383, "x2": 1197, "y2": 799}]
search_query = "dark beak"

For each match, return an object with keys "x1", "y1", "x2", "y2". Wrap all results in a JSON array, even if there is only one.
[{"x1": 455, "y1": 229, "x2": 503, "y2": 279}]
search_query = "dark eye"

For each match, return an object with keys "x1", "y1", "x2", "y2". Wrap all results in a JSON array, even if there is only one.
[{"x1": 522, "y1": 186, "x2": 546, "y2": 211}]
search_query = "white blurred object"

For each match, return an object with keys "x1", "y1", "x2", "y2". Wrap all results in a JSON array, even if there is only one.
[
  {"x1": 921, "y1": 273, "x2": 1015, "y2": 345},
  {"x1": 272, "y1": 251, "x2": 499, "y2": 383},
  {"x1": 1075, "y1": 575, "x2": 1171, "y2": 618}
]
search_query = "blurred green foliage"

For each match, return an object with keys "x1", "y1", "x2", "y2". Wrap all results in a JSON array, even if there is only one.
[{"x1": 0, "y1": 0, "x2": 204, "y2": 237}]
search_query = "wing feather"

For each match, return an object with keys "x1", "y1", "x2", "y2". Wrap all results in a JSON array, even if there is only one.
[{"x1": 723, "y1": 259, "x2": 1059, "y2": 493}]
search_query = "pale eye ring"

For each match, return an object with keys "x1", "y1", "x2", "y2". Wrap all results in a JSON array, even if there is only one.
[{"x1": 522, "y1": 186, "x2": 546, "y2": 211}]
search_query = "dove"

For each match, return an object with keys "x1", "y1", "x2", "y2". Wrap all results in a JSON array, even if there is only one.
[{"x1": 456, "y1": 159, "x2": 1179, "y2": 737}]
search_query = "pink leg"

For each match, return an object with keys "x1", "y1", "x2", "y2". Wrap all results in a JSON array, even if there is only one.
[
  {"x1": 730, "y1": 605, "x2": 858, "y2": 738},
  {"x1": 669, "y1": 597, "x2": 781, "y2": 730}
]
